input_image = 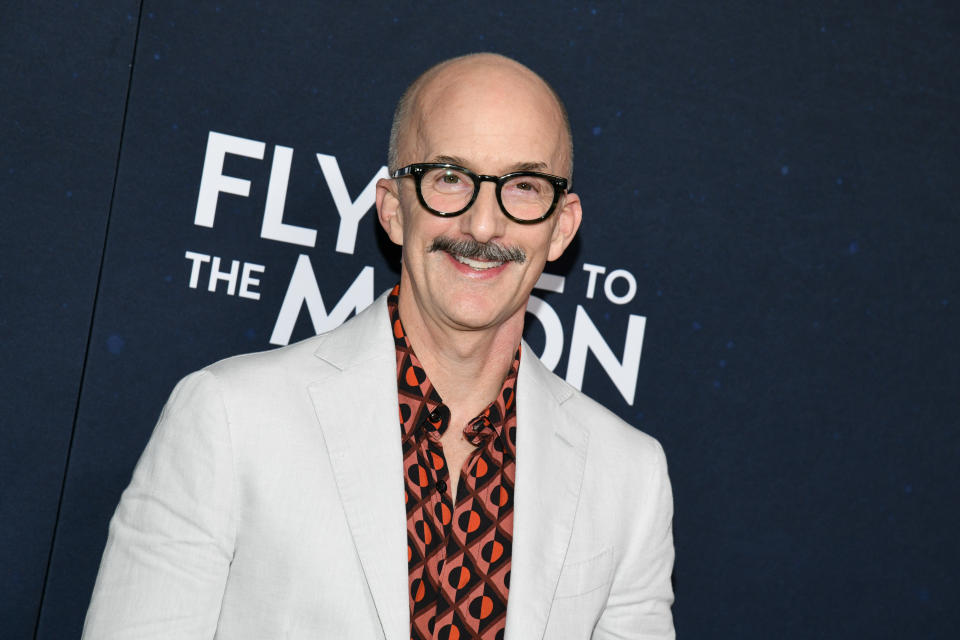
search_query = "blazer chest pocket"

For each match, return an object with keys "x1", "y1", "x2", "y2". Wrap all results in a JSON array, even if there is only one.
[{"x1": 554, "y1": 547, "x2": 614, "y2": 599}]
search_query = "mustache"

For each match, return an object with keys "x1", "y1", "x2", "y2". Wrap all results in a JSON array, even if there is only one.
[{"x1": 428, "y1": 236, "x2": 526, "y2": 264}]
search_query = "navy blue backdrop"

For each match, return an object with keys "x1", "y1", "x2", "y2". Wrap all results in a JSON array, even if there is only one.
[{"x1": 2, "y1": 1, "x2": 957, "y2": 638}]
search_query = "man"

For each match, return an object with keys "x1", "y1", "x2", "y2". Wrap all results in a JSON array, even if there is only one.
[{"x1": 84, "y1": 53, "x2": 675, "y2": 639}]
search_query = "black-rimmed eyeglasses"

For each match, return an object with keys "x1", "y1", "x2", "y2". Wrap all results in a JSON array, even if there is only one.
[{"x1": 391, "y1": 163, "x2": 568, "y2": 224}]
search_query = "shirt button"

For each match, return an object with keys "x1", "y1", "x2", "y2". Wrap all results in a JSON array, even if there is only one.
[
  {"x1": 436, "y1": 479, "x2": 447, "y2": 493},
  {"x1": 429, "y1": 409, "x2": 442, "y2": 422}
]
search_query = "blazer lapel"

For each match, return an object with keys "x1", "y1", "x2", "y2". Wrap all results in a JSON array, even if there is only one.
[
  {"x1": 307, "y1": 293, "x2": 409, "y2": 640},
  {"x1": 506, "y1": 345, "x2": 589, "y2": 640}
]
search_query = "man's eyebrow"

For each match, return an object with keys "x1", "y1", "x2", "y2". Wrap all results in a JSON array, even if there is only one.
[
  {"x1": 431, "y1": 155, "x2": 550, "y2": 174},
  {"x1": 431, "y1": 154, "x2": 470, "y2": 167},
  {"x1": 510, "y1": 160, "x2": 550, "y2": 172}
]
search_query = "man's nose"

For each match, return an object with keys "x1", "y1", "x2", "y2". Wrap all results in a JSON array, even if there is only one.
[{"x1": 459, "y1": 181, "x2": 506, "y2": 243}]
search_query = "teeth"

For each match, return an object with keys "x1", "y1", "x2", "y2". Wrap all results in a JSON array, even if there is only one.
[{"x1": 454, "y1": 255, "x2": 504, "y2": 270}]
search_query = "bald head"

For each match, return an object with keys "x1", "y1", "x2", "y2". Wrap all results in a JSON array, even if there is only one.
[{"x1": 388, "y1": 53, "x2": 574, "y2": 180}]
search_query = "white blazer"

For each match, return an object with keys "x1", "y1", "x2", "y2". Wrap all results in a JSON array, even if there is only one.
[{"x1": 83, "y1": 292, "x2": 674, "y2": 639}]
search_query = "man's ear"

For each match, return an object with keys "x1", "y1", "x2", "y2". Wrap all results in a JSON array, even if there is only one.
[
  {"x1": 547, "y1": 192, "x2": 582, "y2": 261},
  {"x1": 376, "y1": 177, "x2": 404, "y2": 246}
]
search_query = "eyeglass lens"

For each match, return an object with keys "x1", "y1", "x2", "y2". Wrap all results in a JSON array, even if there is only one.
[{"x1": 419, "y1": 166, "x2": 556, "y2": 220}]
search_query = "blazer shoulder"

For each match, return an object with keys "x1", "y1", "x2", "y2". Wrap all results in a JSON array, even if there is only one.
[
  {"x1": 523, "y1": 348, "x2": 665, "y2": 464},
  {"x1": 197, "y1": 332, "x2": 329, "y2": 391},
  {"x1": 199, "y1": 290, "x2": 393, "y2": 387},
  {"x1": 569, "y1": 384, "x2": 664, "y2": 461}
]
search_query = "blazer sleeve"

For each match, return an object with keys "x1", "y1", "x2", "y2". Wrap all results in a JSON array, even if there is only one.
[
  {"x1": 82, "y1": 370, "x2": 237, "y2": 640},
  {"x1": 593, "y1": 439, "x2": 675, "y2": 640}
]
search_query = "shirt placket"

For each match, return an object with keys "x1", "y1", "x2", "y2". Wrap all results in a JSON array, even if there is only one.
[
  {"x1": 419, "y1": 403, "x2": 456, "y2": 633},
  {"x1": 431, "y1": 415, "x2": 500, "y2": 638}
]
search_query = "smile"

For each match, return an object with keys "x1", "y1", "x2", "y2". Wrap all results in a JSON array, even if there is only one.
[{"x1": 453, "y1": 255, "x2": 505, "y2": 270}]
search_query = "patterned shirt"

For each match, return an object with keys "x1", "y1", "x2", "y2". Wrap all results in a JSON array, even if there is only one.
[{"x1": 389, "y1": 286, "x2": 519, "y2": 640}]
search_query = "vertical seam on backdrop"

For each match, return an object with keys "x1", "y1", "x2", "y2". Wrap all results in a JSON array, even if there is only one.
[{"x1": 33, "y1": 2, "x2": 147, "y2": 637}]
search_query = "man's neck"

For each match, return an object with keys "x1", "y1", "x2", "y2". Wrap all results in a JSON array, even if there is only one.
[{"x1": 396, "y1": 289, "x2": 523, "y2": 425}]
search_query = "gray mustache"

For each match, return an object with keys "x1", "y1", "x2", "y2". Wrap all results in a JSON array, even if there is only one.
[{"x1": 428, "y1": 237, "x2": 526, "y2": 264}]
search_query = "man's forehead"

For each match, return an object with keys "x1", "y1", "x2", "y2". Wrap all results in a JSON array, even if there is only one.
[
  {"x1": 432, "y1": 154, "x2": 550, "y2": 171},
  {"x1": 426, "y1": 153, "x2": 551, "y2": 175},
  {"x1": 409, "y1": 122, "x2": 565, "y2": 177}
]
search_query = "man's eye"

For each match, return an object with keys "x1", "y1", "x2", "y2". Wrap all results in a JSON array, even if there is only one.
[
  {"x1": 513, "y1": 180, "x2": 543, "y2": 193},
  {"x1": 442, "y1": 172, "x2": 461, "y2": 184}
]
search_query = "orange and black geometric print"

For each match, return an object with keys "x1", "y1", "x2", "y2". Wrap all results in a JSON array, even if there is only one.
[{"x1": 389, "y1": 286, "x2": 519, "y2": 640}]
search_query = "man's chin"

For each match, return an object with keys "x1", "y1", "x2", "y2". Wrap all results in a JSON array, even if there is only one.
[{"x1": 437, "y1": 293, "x2": 530, "y2": 333}]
